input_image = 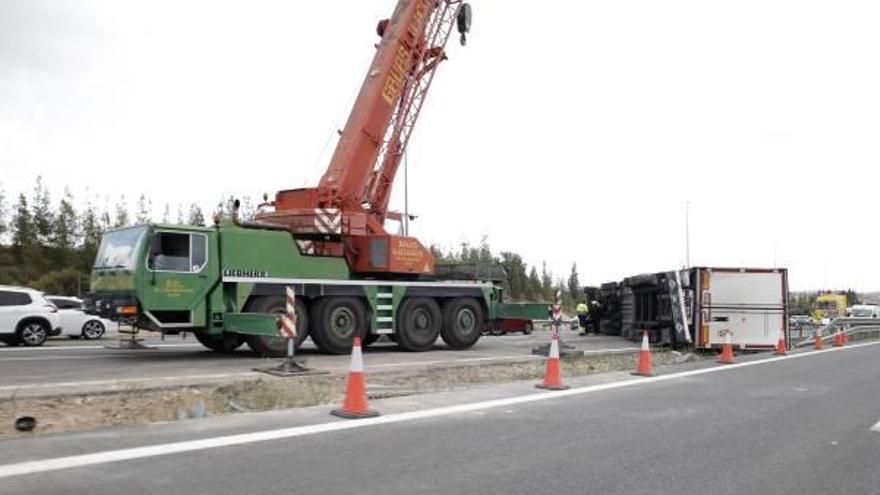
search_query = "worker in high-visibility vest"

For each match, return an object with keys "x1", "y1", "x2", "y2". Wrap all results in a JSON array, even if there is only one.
[{"x1": 576, "y1": 301, "x2": 589, "y2": 336}]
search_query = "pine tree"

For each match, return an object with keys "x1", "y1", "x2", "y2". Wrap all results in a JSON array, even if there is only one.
[
  {"x1": 477, "y1": 235, "x2": 492, "y2": 262},
  {"x1": 161, "y1": 203, "x2": 171, "y2": 223},
  {"x1": 188, "y1": 203, "x2": 205, "y2": 226},
  {"x1": 499, "y1": 252, "x2": 526, "y2": 301},
  {"x1": 541, "y1": 261, "x2": 554, "y2": 301},
  {"x1": 135, "y1": 194, "x2": 152, "y2": 224},
  {"x1": 100, "y1": 209, "x2": 112, "y2": 232},
  {"x1": 219, "y1": 195, "x2": 234, "y2": 218},
  {"x1": 114, "y1": 196, "x2": 129, "y2": 228},
  {"x1": 527, "y1": 266, "x2": 543, "y2": 301},
  {"x1": 12, "y1": 193, "x2": 36, "y2": 248},
  {"x1": 78, "y1": 201, "x2": 104, "y2": 273},
  {"x1": 31, "y1": 176, "x2": 54, "y2": 246},
  {"x1": 80, "y1": 202, "x2": 103, "y2": 249},
  {"x1": 238, "y1": 195, "x2": 256, "y2": 221},
  {"x1": 176, "y1": 204, "x2": 185, "y2": 225},
  {"x1": 52, "y1": 188, "x2": 79, "y2": 249},
  {"x1": 567, "y1": 262, "x2": 581, "y2": 301}
]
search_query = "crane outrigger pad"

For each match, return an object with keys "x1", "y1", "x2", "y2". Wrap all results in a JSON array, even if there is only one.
[
  {"x1": 104, "y1": 340, "x2": 157, "y2": 350},
  {"x1": 104, "y1": 327, "x2": 157, "y2": 350},
  {"x1": 253, "y1": 358, "x2": 328, "y2": 377}
]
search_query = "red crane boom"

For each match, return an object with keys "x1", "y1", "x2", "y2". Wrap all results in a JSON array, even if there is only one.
[{"x1": 258, "y1": 0, "x2": 471, "y2": 276}]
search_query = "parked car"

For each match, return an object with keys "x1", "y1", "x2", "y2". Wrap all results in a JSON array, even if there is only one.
[
  {"x1": 45, "y1": 296, "x2": 114, "y2": 340},
  {"x1": 0, "y1": 286, "x2": 62, "y2": 346}
]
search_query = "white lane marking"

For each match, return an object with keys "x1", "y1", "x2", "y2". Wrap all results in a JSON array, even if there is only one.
[
  {"x1": 0, "y1": 343, "x2": 202, "y2": 353},
  {"x1": 0, "y1": 355, "x2": 128, "y2": 362},
  {"x1": 871, "y1": 420, "x2": 880, "y2": 433},
  {"x1": 0, "y1": 372, "x2": 259, "y2": 393},
  {"x1": 0, "y1": 340, "x2": 877, "y2": 479}
]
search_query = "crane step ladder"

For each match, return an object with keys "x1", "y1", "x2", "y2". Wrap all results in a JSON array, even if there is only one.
[{"x1": 373, "y1": 286, "x2": 395, "y2": 336}]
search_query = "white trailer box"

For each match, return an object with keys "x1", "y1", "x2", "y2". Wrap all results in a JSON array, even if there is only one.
[{"x1": 695, "y1": 268, "x2": 788, "y2": 349}]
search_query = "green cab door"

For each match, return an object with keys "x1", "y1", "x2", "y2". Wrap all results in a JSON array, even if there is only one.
[{"x1": 139, "y1": 229, "x2": 217, "y2": 329}]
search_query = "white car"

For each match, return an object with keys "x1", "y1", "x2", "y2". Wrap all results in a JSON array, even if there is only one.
[
  {"x1": 848, "y1": 304, "x2": 880, "y2": 319},
  {"x1": 0, "y1": 286, "x2": 62, "y2": 346},
  {"x1": 45, "y1": 296, "x2": 115, "y2": 340}
]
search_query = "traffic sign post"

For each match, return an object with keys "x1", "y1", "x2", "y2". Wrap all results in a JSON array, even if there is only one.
[
  {"x1": 551, "y1": 289, "x2": 563, "y2": 339},
  {"x1": 532, "y1": 289, "x2": 576, "y2": 356},
  {"x1": 254, "y1": 286, "x2": 325, "y2": 377}
]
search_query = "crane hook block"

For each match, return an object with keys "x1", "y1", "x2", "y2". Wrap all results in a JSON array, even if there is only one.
[{"x1": 457, "y1": 3, "x2": 472, "y2": 46}]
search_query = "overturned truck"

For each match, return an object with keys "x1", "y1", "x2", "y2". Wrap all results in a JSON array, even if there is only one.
[{"x1": 593, "y1": 267, "x2": 789, "y2": 349}]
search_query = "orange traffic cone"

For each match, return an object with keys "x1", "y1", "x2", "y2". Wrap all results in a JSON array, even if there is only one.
[
  {"x1": 833, "y1": 329, "x2": 844, "y2": 347},
  {"x1": 536, "y1": 331, "x2": 569, "y2": 390},
  {"x1": 716, "y1": 331, "x2": 735, "y2": 364},
  {"x1": 773, "y1": 328, "x2": 787, "y2": 356},
  {"x1": 632, "y1": 331, "x2": 654, "y2": 376},
  {"x1": 813, "y1": 330, "x2": 824, "y2": 350},
  {"x1": 331, "y1": 337, "x2": 380, "y2": 419},
  {"x1": 843, "y1": 329, "x2": 850, "y2": 344}
]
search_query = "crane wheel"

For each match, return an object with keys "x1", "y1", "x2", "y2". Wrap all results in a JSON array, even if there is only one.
[
  {"x1": 441, "y1": 298, "x2": 483, "y2": 349},
  {"x1": 395, "y1": 298, "x2": 441, "y2": 352},
  {"x1": 244, "y1": 296, "x2": 309, "y2": 357},
  {"x1": 310, "y1": 297, "x2": 367, "y2": 355}
]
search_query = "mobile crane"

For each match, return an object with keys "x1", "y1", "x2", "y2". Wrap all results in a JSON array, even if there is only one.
[{"x1": 86, "y1": 0, "x2": 537, "y2": 357}]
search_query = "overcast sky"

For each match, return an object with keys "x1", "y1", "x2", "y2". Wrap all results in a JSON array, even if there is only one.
[{"x1": 1, "y1": 0, "x2": 879, "y2": 291}]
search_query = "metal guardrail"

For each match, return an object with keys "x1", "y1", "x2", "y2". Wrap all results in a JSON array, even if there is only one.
[{"x1": 793, "y1": 318, "x2": 880, "y2": 348}]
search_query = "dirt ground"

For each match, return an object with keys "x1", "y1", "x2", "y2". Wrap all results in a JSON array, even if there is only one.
[{"x1": 0, "y1": 351, "x2": 687, "y2": 439}]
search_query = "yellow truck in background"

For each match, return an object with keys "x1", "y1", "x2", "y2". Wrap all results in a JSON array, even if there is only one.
[{"x1": 812, "y1": 293, "x2": 847, "y2": 325}]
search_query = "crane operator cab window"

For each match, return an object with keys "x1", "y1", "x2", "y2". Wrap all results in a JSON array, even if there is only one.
[{"x1": 147, "y1": 232, "x2": 207, "y2": 273}]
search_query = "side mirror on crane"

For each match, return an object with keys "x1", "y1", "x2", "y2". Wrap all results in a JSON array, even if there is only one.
[{"x1": 457, "y1": 3, "x2": 472, "y2": 46}]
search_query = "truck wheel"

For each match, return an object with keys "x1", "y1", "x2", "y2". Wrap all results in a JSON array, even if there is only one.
[
  {"x1": 395, "y1": 298, "x2": 441, "y2": 352},
  {"x1": 310, "y1": 297, "x2": 366, "y2": 355},
  {"x1": 195, "y1": 332, "x2": 244, "y2": 353},
  {"x1": 523, "y1": 321, "x2": 534, "y2": 335},
  {"x1": 245, "y1": 296, "x2": 309, "y2": 357},
  {"x1": 441, "y1": 298, "x2": 483, "y2": 349}
]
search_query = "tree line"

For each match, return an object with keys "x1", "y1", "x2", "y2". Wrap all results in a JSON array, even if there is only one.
[
  {"x1": 0, "y1": 179, "x2": 586, "y2": 305},
  {"x1": 0, "y1": 178, "x2": 257, "y2": 296},
  {"x1": 431, "y1": 237, "x2": 583, "y2": 308}
]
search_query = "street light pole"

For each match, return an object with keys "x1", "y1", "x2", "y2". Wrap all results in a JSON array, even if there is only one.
[{"x1": 685, "y1": 201, "x2": 691, "y2": 268}]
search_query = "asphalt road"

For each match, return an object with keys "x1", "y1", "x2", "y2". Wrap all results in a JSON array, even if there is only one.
[
  {"x1": 1, "y1": 341, "x2": 878, "y2": 494},
  {"x1": 0, "y1": 330, "x2": 632, "y2": 396}
]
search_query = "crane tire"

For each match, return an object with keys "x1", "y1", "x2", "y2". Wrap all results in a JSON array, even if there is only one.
[
  {"x1": 440, "y1": 298, "x2": 483, "y2": 349},
  {"x1": 245, "y1": 296, "x2": 309, "y2": 357},
  {"x1": 395, "y1": 298, "x2": 441, "y2": 352},
  {"x1": 309, "y1": 297, "x2": 367, "y2": 355}
]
